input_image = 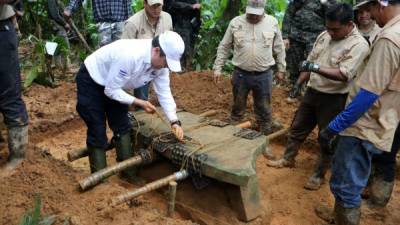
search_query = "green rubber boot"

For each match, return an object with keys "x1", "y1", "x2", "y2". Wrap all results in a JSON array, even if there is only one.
[
  {"x1": 88, "y1": 146, "x2": 107, "y2": 173},
  {"x1": 115, "y1": 132, "x2": 145, "y2": 185}
]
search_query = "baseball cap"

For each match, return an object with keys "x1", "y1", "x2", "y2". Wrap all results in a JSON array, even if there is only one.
[
  {"x1": 147, "y1": 0, "x2": 163, "y2": 5},
  {"x1": 354, "y1": 0, "x2": 389, "y2": 9},
  {"x1": 159, "y1": 31, "x2": 185, "y2": 72},
  {"x1": 246, "y1": 0, "x2": 265, "y2": 15}
]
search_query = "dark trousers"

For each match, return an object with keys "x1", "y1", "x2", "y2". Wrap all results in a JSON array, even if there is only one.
[
  {"x1": 231, "y1": 68, "x2": 273, "y2": 128},
  {"x1": 371, "y1": 123, "x2": 400, "y2": 182},
  {"x1": 283, "y1": 88, "x2": 348, "y2": 161},
  {"x1": 286, "y1": 39, "x2": 314, "y2": 84},
  {"x1": 330, "y1": 136, "x2": 382, "y2": 208},
  {"x1": 76, "y1": 64, "x2": 131, "y2": 149},
  {"x1": 0, "y1": 19, "x2": 28, "y2": 128}
]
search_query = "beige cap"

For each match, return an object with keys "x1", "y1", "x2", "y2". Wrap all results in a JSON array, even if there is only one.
[
  {"x1": 246, "y1": 0, "x2": 265, "y2": 15},
  {"x1": 147, "y1": 0, "x2": 163, "y2": 6}
]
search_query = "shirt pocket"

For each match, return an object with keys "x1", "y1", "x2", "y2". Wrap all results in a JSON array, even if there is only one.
[
  {"x1": 233, "y1": 31, "x2": 246, "y2": 49},
  {"x1": 262, "y1": 31, "x2": 275, "y2": 48}
]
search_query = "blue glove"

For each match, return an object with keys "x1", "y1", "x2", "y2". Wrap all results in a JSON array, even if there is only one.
[{"x1": 328, "y1": 88, "x2": 379, "y2": 133}]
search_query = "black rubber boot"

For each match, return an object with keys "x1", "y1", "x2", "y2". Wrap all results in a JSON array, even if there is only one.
[
  {"x1": 334, "y1": 202, "x2": 361, "y2": 225},
  {"x1": 4, "y1": 125, "x2": 28, "y2": 171},
  {"x1": 266, "y1": 140, "x2": 300, "y2": 168},
  {"x1": 115, "y1": 132, "x2": 144, "y2": 184},
  {"x1": 304, "y1": 151, "x2": 331, "y2": 190},
  {"x1": 88, "y1": 146, "x2": 107, "y2": 173},
  {"x1": 367, "y1": 175, "x2": 394, "y2": 208}
]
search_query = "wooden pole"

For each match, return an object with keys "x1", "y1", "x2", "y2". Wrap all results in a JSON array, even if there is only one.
[
  {"x1": 235, "y1": 121, "x2": 252, "y2": 129},
  {"x1": 167, "y1": 181, "x2": 177, "y2": 217},
  {"x1": 199, "y1": 110, "x2": 218, "y2": 117},
  {"x1": 266, "y1": 128, "x2": 289, "y2": 141}
]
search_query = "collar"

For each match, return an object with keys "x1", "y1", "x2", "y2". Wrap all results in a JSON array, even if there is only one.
[
  {"x1": 144, "y1": 10, "x2": 160, "y2": 27},
  {"x1": 381, "y1": 14, "x2": 400, "y2": 32}
]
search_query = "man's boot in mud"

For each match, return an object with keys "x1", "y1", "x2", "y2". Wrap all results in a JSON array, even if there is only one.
[
  {"x1": 304, "y1": 152, "x2": 331, "y2": 190},
  {"x1": 315, "y1": 204, "x2": 335, "y2": 224},
  {"x1": 3, "y1": 125, "x2": 28, "y2": 171},
  {"x1": 266, "y1": 141, "x2": 299, "y2": 168},
  {"x1": 334, "y1": 202, "x2": 361, "y2": 225},
  {"x1": 366, "y1": 175, "x2": 394, "y2": 208},
  {"x1": 115, "y1": 132, "x2": 145, "y2": 185},
  {"x1": 88, "y1": 146, "x2": 107, "y2": 173}
]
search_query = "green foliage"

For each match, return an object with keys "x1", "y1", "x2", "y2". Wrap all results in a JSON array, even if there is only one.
[
  {"x1": 18, "y1": 194, "x2": 57, "y2": 225},
  {"x1": 132, "y1": 0, "x2": 144, "y2": 13}
]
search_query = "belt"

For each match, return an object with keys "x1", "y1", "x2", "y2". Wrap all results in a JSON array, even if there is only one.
[
  {"x1": 0, "y1": 18, "x2": 13, "y2": 31},
  {"x1": 234, "y1": 67, "x2": 270, "y2": 76}
]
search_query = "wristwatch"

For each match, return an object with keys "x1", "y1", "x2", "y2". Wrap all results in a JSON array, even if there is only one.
[
  {"x1": 171, "y1": 120, "x2": 182, "y2": 127},
  {"x1": 311, "y1": 63, "x2": 320, "y2": 72}
]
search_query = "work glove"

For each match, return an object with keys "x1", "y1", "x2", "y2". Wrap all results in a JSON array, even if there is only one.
[
  {"x1": 289, "y1": 83, "x2": 301, "y2": 98},
  {"x1": 300, "y1": 61, "x2": 320, "y2": 72},
  {"x1": 318, "y1": 127, "x2": 337, "y2": 152}
]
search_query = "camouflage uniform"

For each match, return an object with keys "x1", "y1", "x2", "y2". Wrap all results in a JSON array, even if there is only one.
[
  {"x1": 163, "y1": 0, "x2": 201, "y2": 68},
  {"x1": 282, "y1": 0, "x2": 335, "y2": 83}
]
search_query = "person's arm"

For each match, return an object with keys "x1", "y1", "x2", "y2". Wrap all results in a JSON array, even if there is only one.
[
  {"x1": 64, "y1": 0, "x2": 83, "y2": 17},
  {"x1": 328, "y1": 88, "x2": 379, "y2": 133},
  {"x1": 152, "y1": 69, "x2": 178, "y2": 122},
  {"x1": 212, "y1": 21, "x2": 234, "y2": 82},
  {"x1": 272, "y1": 21, "x2": 286, "y2": 74}
]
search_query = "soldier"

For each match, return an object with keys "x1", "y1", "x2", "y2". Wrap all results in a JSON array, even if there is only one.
[
  {"x1": 163, "y1": 0, "x2": 201, "y2": 69},
  {"x1": 213, "y1": 0, "x2": 286, "y2": 135},
  {"x1": 283, "y1": 0, "x2": 336, "y2": 101},
  {"x1": 75, "y1": 31, "x2": 184, "y2": 182},
  {"x1": 0, "y1": 0, "x2": 29, "y2": 171},
  {"x1": 121, "y1": 0, "x2": 173, "y2": 102},
  {"x1": 63, "y1": 0, "x2": 132, "y2": 46},
  {"x1": 354, "y1": 0, "x2": 381, "y2": 44},
  {"x1": 267, "y1": 3, "x2": 370, "y2": 191},
  {"x1": 317, "y1": 0, "x2": 400, "y2": 223}
]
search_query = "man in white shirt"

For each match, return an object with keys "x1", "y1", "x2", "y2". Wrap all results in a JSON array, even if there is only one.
[{"x1": 75, "y1": 31, "x2": 184, "y2": 181}]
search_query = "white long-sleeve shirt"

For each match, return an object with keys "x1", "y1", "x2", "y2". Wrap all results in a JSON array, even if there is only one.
[{"x1": 84, "y1": 39, "x2": 178, "y2": 122}]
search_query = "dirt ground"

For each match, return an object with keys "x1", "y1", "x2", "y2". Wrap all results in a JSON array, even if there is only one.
[{"x1": 0, "y1": 71, "x2": 399, "y2": 225}]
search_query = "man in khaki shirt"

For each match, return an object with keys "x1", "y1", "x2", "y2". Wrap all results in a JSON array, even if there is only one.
[
  {"x1": 213, "y1": 0, "x2": 286, "y2": 135},
  {"x1": 354, "y1": 0, "x2": 381, "y2": 44},
  {"x1": 267, "y1": 3, "x2": 370, "y2": 191},
  {"x1": 121, "y1": 0, "x2": 173, "y2": 102},
  {"x1": 0, "y1": 1, "x2": 29, "y2": 172},
  {"x1": 317, "y1": 0, "x2": 400, "y2": 224}
]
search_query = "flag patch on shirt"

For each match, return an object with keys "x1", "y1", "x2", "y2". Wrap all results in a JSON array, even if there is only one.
[{"x1": 119, "y1": 69, "x2": 127, "y2": 77}]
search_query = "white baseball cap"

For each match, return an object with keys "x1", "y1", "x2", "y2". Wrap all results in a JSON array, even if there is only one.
[
  {"x1": 147, "y1": 0, "x2": 163, "y2": 5},
  {"x1": 159, "y1": 31, "x2": 185, "y2": 72},
  {"x1": 246, "y1": 0, "x2": 266, "y2": 15}
]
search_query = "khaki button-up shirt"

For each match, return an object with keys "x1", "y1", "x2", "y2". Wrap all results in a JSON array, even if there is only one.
[
  {"x1": 0, "y1": 5, "x2": 14, "y2": 20},
  {"x1": 121, "y1": 9, "x2": 172, "y2": 39},
  {"x1": 341, "y1": 15, "x2": 400, "y2": 152},
  {"x1": 213, "y1": 14, "x2": 286, "y2": 73},
  {"x1": 358, "y1": 22, "x2": 381, "y2": 44},
  {"x1": 307, "y1": 27, "x2": 370, "y2": 94}
]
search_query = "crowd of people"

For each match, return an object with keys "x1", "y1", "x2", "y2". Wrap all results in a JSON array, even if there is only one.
[{"x1": 1, "y1": 0, "x2": 400, "y2": 224}]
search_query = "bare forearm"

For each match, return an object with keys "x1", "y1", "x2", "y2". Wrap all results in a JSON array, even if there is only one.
[
  {"x1": 317, "y1": 67, "x2": 348, "y2": 82},
  {"x1": 297, "y1": 72, "x2": 311, "y2": 85}
]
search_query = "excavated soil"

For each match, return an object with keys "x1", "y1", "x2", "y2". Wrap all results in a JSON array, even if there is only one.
[{"x1": 0, "y1": 71, "x2": 399, "y2": 225}]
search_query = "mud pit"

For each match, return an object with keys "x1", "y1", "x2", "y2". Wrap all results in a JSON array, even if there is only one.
[{"x1": 0, "y1": 71, "x2": 399, "y2": 225}]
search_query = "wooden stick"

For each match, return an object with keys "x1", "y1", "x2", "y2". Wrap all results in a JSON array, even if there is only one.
[
  {"x1": 79, "y1": 155, "x2": 144, "y2": 190},
  {"x1": 111, "y1": 170, "x2": 188, "y2": 207},
  {"x1": 266, "y1": 128, "x2": 289, "y2": 141},
  {"x1": 199, "y1": 110, "x2": 218, "y2": 117},
  {"x1": 235, "y1": 121, "x2": 251, "y2": 129},
  {"x1": 167, "y1": 181, "x2": 177, "y2": 217}
]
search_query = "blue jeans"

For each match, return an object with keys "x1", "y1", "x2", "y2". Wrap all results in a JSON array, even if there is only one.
[{"x1": 330, "y1": 136, "x2": 382, "y2": 208}]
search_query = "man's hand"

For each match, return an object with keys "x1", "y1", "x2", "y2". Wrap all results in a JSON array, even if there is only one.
[
  {"x1": 283, "y1": 39, "x2": 290, "y2": 49},
  {"x1": 134, "y1": 99, "x2": 156, "y2": 114},
  {"x1": 172, "y1": 124, "x2": 184, "y2": 141},
  {"x1": 318, "y1": 128, "x2": 337, "y2": 151},
  {"x1": 300, "y1": 61, "x2": 320, "y2": 72},
  {"x1": 289, "y1": 83, "x2": 301, "y2": 98},
  {"x1": 276, "y1": 72, "x2": 285, "y2": 82},
  {"x1": 63, "y1": 9, "x2": 72, "y2": 21},
  {"x1": 192, "y1": 3, "x2": 201, "y2": 9},
  {"x1": 213, "y1": 71, "x2": 222, "y2": 84}
]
